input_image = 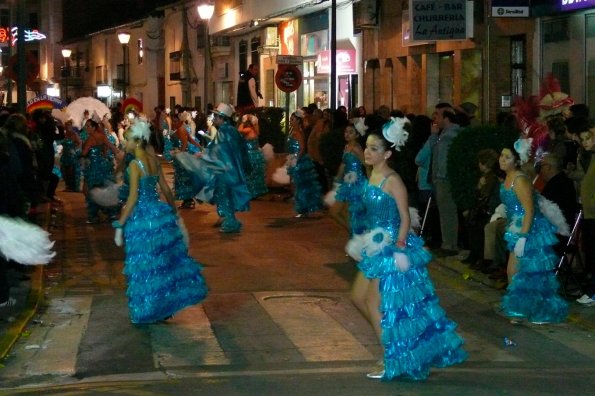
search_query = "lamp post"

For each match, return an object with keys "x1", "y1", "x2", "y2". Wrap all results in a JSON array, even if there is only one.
[
  {"x1": 198, "y1": 1, "x2": 214, "y2": 114},
  {"x1": 61, "y1": 48, "x2": 72, "y2": 101},
  {"x1": 118, "y1": 32, "x2": 131, "y2": 99}
]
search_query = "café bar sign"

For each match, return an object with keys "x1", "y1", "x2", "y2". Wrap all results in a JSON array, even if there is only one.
[
  {"x1": 0, "y1": 27, "x2": 47, "y2": 46},
  {"x1": 410, "y1": 0, "x2": 472, "y2": 41},
  {"x1": 560, "y1": 0, "x2": 595, "y2": 11}
]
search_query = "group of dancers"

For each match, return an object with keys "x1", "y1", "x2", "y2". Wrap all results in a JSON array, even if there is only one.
[{"x1": 2, "y1": 101, "x2": 572, "y2": 382}]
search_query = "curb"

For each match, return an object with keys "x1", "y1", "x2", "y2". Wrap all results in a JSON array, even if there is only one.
[{"x1": 0, "y1": 204, "x2": 51, "y2": 361}]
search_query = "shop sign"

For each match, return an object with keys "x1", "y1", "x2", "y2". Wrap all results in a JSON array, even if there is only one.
[
  {"x1": 410, "y1": 0, "x2": 470, "y2": 41},
  {"x1": 276, "y1": 55, "x2": 303, "y2": 65},
  {"x1": 275, "y1": 65, "x2": 302, "y2": 93},
  {"x1": 0, "y1": 26, "x2": 47, "y2": 46},
  {"x1": 560, "y1": 0, "x2": 595, "y2": 12},
  {"x1": 491, "y1": 0, "x2": 529, "y2": 17},
  {"x1": 316, "y1": 50, "x2": 356, "y2": 74}
]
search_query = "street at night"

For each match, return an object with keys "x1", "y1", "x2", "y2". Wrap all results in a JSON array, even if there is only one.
[{"x1": 1, "y1": 164, "x2": 595, "y2": 395}]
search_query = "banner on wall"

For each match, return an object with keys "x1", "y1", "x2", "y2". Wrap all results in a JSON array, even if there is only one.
[
  {"x1": 410, "y1": 0, "x2": 473, "y2": 41},
  {"x1": 279, "y1": 20, "x2": 298, "y2": 55},
  {"x1": 316, "y1": 50, "x2": 356, "y2": 74},
  {"x1": 559, "y1": 0, "x2": 595, "y2": 12},
  {"x1": 301, "y1": 30, "x2": 328, "y2": 57}
]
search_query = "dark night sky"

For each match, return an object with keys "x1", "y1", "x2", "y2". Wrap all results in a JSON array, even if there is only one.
[{"x1": 62, "y1": 0, "x2": 179, "y2": 41}]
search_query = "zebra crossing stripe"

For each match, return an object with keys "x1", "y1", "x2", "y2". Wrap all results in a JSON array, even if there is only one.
[
  {"x1": 256, "y1": 293, "x2": 375, "y2": 361},
  {"x1": 152, "y1": 305, "x2": 230, "y2": 368}
]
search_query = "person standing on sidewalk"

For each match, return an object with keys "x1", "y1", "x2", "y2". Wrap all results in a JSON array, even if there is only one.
[
  {"x1": 113, "y1": 121, "x2": 207, "y2": 324},
  {"x1": 236, "y1": 64, "x2": 262, "y2": 115},
  {"x1": 428, "y1": 104, "x2": 461, "y2": 257},
  {"x1": 347, "y1": 117, "x2": 467, "y2": 381}
]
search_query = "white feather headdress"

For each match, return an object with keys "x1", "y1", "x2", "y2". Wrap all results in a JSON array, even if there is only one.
[
  {"x1": 129, "y1": 120, "x2": 151, "y2": 142},
  {"x1": 382, "y1": 116, "x2": 410, "y2": 151}
]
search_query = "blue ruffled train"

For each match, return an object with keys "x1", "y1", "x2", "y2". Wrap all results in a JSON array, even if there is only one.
[
  {"x1": 286, "y1": 137, "x2": 322, "y2": 215},
  {"x1": 244, "y1": 139, "x2": 268, "y2": 198},
  {"x1": 500, "y1": 184, "x2": 568, "y2": 323},
  {"x1": 122, "y1": 159, "x2": 207, "y2": 323},
  {"x1": 335, "y1": 151, "x2": 367, "y2": 235}
]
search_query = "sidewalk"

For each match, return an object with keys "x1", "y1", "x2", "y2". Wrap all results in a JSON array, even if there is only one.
[
  {"x1": 0, "y1": 202, "x2": 55, "y2": 360},
  {"x1": 435, "y1": 251, "x2": 595, "y2": 331}
]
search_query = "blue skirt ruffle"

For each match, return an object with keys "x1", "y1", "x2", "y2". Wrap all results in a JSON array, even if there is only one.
[
  {"x1": 245, "y1": 139, "x2": 268, "y2": 198},
  {"x1": 287, "y1": 154, "x2": 323, "y2": 215},
  {"x1": 173, "y1": 156, "x2": 195, "y2": 200},
  {"x1": 356, "y1": 232, "x2": 467, "y2": 381},
  {"x1": 502, "y1": 216, "x2": 568, "y2": 323},
  {"x1": 123, "y1": 199, "x2": 207, "y2": 324}
]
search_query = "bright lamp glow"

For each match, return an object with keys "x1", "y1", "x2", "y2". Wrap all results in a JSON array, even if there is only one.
[
  {"x1": 96, "y1": 85, "x2": 112, "y2": 98},
  {"x1": 197, "y1": 3, "x2": 215, "y2": 20},
  {"x1": 118, "y1": 32, "x2": 131, "y2": 45},
  {"x1": 61, "y1": 48, "x2": 72, "y2": 58}
]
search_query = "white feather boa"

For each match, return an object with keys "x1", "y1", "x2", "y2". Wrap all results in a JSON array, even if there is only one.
[
  {"x1": 537, "y1": 195, "x2": 570, "y2": 236},
  {"x1": 0, "y1": 216, "x2": 55, "y2": 265},
  {"x1": 345, "y1": 227, "x2": 411, "y2": 272},
  {"x1": 89, "y1": 181, "x2": 122, "y2": 207}
]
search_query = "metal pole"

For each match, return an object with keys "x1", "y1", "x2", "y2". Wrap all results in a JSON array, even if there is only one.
[
  {"x1": 204, "y1": 22, "x2": 210, "y2": 113},
  {"x1": 330, "y1": 0, "x2": 336, "y2": 112},
  {"x1": 122, "y1": 44, "x2": 127, "y2": 99},
  {"x1": 17, "y1": 0, "x2": 26, "y2": 113}
]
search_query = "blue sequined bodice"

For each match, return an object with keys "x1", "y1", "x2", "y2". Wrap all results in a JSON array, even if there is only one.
[
  {"x1": 87, "y1": 145, "x2": 104, "y2": 157},
  {"x1": 363, "y1": 180, "x2": 400, "y2": 242},
  {"x1": 130, "y1": 160, "x2": 160, "y2": 203},
  {"x1": 500, "y1": 183, "x2": 526, "y2": 219},
  {"x1": 343, "y1": 151, "x2": 364, "y2": 175},
  {"x1": 287, "y1": 136, "x2": 300, "y2": 155}
]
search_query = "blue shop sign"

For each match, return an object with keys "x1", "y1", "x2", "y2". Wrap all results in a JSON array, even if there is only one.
[{"x1": 560, "y1": 0, "x2": 595, "y2": 12}]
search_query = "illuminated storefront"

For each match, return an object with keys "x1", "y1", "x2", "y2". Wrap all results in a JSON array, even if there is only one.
[{"x1": 538, "y1": 0, "x2": 595, "y2": 111}]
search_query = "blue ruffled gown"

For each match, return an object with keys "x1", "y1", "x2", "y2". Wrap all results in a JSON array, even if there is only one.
[
  {"x1": 500, "y1": 181, "x2": 568, "y2": 323},
  {"x1": 172, "y1": 130, "x2": 197, "y2": 202},
  {"x1": 355, "y1": 177, "x2": 467, "y2": 381},
  {"x1": 84, "y1": 145, "x2": 116, "y2": 221},
  {"x1": 60, "y1": 139, "x2": 81, "y2": 192},
  {"x1": 122, "y1": 159, "x2": 208, "y2": 324},
  {"x1": 286, "y1": 136, "x2": 323, "y2": 215},
  {"x1": 335, "y1": 151, "x2": 367, "y2": 236},
  {"x1": 244, "y1": 138, "x2": 268, "y2": 198}
]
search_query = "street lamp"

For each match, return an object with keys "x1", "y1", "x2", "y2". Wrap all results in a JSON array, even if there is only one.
[
  {"x1": 118, "y1": 32, "x2": 131, "y2": 99},
  {"x1": 61, "y1": 48, "x2": 72, "y2": 100},
  {"x1": 198, "y1": 1, "x2": 214, "y2": 114}
]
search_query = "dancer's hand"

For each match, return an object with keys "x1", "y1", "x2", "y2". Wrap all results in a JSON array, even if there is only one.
[
  {"x1": 114, "y1": 228, "x2": 123, "y2": 247},
  {"x1": 514, "y1": 237, "x2": 526, "y2": 258}
]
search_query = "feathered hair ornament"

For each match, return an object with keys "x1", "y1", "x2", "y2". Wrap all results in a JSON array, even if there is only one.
[
  {"x1": 129, "y1": 120, "x2": 151, "y2": 142},
  {"x1": 241, "y1": 114, "x2": 258, "y2": 125},
  {"x1": 514, "y1": 137, "x2": 533, "y2": 165},
  {"x1": 538, "y1": 73, "x2": 574, "y2": 120},
  {"x1": 353, "y1": 117, "x2": 368, "y2": 136},
  {"x1": 382, "y1": 116, "x2": 410, "y2": 151}
]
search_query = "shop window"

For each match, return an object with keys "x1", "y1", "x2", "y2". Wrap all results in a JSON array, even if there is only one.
[
  {"x1": 552, "y1": 61, "x2": 570, "y2": 94},
  {"x1": 251, "y1": 37, "x2": 260, "y2": 66},
  {"x1": 543, "y1": 18, "x2": 569, "y2": 43},
  {"x1": 137, "y1": 39, "x2": 143, "y2": 65},
  {"x1": 169, "y1": 51, "x2": 181, "y2": 81},
  {"x1": 511, "y1": 36, "x2": 526, "y2": 99},
  {"x1": 239, "y1": 40, "x2": 247, "y2": 73}
]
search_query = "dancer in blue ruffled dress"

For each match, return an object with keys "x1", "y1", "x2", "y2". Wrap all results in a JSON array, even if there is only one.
[
  {"x1": 238, "y1": 114, "x2": 268, "y2": 199},
  {"x1": 60, "y1": 120, "x2": 82, "y2": 192},
  {"x1": 82, "y1": 119, "x2": 119, "y2": 223},
  {"x1": 209, "y1": 104, "x2": 251, "y2": 232},
  {"x1": 172, "y1": 112, "x2": 202, "y2": 209},
  {"x1": 286, "y1": 110, "x2": 323, "y2": 217},
  {"x1": 332, "y1": 123, "x2": 367, "y2": 235},
  {"x1": 498, "y1": 142, "x2": 568, "y2": 324},
  {"x1": 113, "y1": 121, "x2": 207, "y2": 324},
  {"x1": 347, "y1": 117, "x2": 466, "y2": 381}
]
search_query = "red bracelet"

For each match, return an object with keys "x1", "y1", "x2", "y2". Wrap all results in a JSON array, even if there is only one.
[{"x1": 396, "y1": 240, "x2": 406, "y2": 248}]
